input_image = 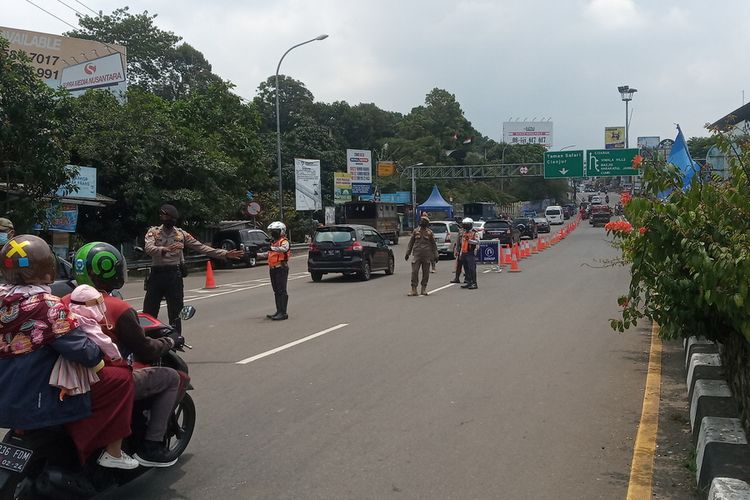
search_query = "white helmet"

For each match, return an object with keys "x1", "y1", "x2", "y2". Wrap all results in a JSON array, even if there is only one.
[
  {"x1": 267, "y1": 221, "x2": 286, "y2": 234},
  {"x1": 462, "y1": 217, "x2": 474, "y2": 224}
]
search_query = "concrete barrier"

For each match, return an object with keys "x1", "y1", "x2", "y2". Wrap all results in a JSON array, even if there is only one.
[{"x1": 708, "y1": 477, "x2": 750, "y2": 499}]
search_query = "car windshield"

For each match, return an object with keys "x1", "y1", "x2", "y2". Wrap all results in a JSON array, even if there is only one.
[
  {"x1": 484, "y1": 221, "x2": 510, "y2": 229},
  {"x1": 314, "y1": 229, "x2": 354, "y2": 244},
  {"x1": 512, "y1": 219, "x2": 531, "y2": 225},
  {"x1": 430, "y1": 223, "x2": 447, "y2": 233},
  {"x1": 547, "y1": 209, "x2": 561, "y2": 216},
  {"x1": 534, "y1": 218, "x2": 547, "y2": 224}
]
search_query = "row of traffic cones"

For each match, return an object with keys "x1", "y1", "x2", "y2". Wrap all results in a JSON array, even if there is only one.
[{"x1": 496, "y1": 216, "x2": 583, "y2": 273}]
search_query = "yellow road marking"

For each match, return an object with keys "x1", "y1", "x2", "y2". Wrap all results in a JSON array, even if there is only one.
[{"x1": 626, "y1": 322, "x2": 662, "y2": 499}]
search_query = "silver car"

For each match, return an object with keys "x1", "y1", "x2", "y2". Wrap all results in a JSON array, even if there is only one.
[{"x1": 429, "y1": 221, "x2": 460, "y2": 259}]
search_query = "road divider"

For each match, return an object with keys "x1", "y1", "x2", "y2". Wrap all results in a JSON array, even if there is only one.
[{"x1": 236, "y1": 323, "x2": 349, "y2": 365}]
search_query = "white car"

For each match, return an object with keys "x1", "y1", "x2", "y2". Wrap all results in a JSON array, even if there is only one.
[
  {"x1": 545, "y1": 206, "x2": 564, "y2": 225},
  {"x1": 430, "y1": 221, "x2": 461, "y2": 258},
  {"x1": 472, "y1": 220, "x2": 486, "y2": 238}
]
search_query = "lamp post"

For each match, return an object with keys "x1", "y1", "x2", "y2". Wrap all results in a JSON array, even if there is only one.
[
  {"x1": 275, "y1": 34, "x2": 328, "y2": 222},
  {"x1": 409, "y1": 162, "x2": 424, "y2": 228},
  {"x1": 618, "y1": 85, "x2": 638, "y2": 186}
]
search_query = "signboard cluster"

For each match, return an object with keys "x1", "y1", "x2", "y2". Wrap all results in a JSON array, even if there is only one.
[{"x1": 543, "y1": 149, "x2": 640, "y2": 178}]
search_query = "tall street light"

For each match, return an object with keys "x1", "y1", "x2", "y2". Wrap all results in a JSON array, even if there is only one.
[
  {"x1": 618, "y1": 85, "x2": 638, "y2": 187},
  {"x1": 275, "y1": 34, "x2": 328, "y2": 222},
  {"x1": 409, "y1": 162, "x2": 424, "y2": 228}
]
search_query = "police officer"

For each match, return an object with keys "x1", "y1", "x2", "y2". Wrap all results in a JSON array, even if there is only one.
[
  {"x1": 460, "y1": 217, "x2": 479, "y2": 289},
  {"x1": 257, "y1": 221, "x2": 290, "y2": 320},
  {"x1": 143, "y1": 204, "x2": 243, "y2": 330},
  {"x1": 405, "y1": 213, "x2": 438, "y2": 296}
]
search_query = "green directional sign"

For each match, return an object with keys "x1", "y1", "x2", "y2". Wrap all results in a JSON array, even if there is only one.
[
  {"x1": 544, "y1": 150, "x2": 584, "y2": 178},
  {"x1": 587, "y1": 149, "x2": 639, "y2": 177}
]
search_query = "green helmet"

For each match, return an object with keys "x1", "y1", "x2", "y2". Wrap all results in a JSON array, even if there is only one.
[{"x1": 74, "y1": 242, "x2": 125, "y2": 292}]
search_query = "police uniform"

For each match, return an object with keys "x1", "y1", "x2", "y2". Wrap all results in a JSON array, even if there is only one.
[
  {"x1": 143, "y1": 225, "x2": 229, "y2": 330},
  {"x1": 405, "y1": 224, "x2": 438, "y2": 295},
  {"x1": 460, "y1": 228, "x2": 479, "y2": 289},
  {"x1": 265, "y1": 235, "x2": 291, "y2": 320}
]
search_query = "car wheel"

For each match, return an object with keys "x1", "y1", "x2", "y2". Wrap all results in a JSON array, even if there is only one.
[
  {"x1": 358, "y1": 259, "x2": 371, "y2": 281},
  {"x1": 245, "y1": 255, "x2": 256, "y2": 268},
  {"x1": 311, "y1": 271, "x2": 323, "y2": 282},
  {"x1": 385, "y1": 256, "x2": 395, "y2": 275}
]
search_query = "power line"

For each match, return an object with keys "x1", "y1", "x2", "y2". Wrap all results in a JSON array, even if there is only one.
[
  {"x1": 73, "y1": 0, "x2": 99, "y2": 16},
  {"x1": 55, "y1": 0, "x2": 85, "y2": 17}
]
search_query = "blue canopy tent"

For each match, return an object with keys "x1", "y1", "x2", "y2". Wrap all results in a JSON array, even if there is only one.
[{"x1": 417, "y1": 185, "x2": 454, "y2": 223}]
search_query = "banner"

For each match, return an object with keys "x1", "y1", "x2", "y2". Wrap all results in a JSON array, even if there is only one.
[
  {"x1": 605, "y1": 127, "x2": 625, "y2": 149},
  {"x1": 502, "y1": 121, "x2": 553, "y2": 148},
  {"x1": 376, "y1": 161, "x2": 395, "y2": 177},
  {"x1": 57, "y1": 165, "x2": 96, "y2": 199},
  {"x1": 294, "y1": 158, "x2": 322, "y2": 211},
  {"x1": 32, "y1": 203, "x2": 78, "y2": 232},
  {"x1": 334, "y1": 172, "x2": 352, "y2": 205},
  {"x1": 325, "y1": 206, "x2": 336, "y2": 225},
  {"x1": 637, "y1": 136, "x2": 660, "y2": 149}
]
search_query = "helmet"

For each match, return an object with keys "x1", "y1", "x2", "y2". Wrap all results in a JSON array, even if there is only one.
[
  {"x1": 462, "y1": 217, "x2": 474, "y2": 224},
  {"x1": 74, "y1": 242, "x2": 126, "y2": 292},
  {"x1": 267, "y1": 221, "x2": 286, "y2": 234},
  {"x1": 0, "y1": 235, "x2": 56, "y2": 285}
]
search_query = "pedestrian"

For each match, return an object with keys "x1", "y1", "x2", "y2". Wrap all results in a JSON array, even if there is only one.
[
  {"x1": 450, "y1": 224, "x2": 464, "y2": 284},
  {"x1": 143, "y1": 204, "x2": 243, "y2": 331},
  {"x1": 0, "y1": 218, "x2": 14, "y2": 245},
  {"x1": 460, "y1": 217, "x2": 479, "y2": 289},
  {"x1": 405, "y1": 213, "x2": 438, "y2": 296},
  {"x1": 257, "y1": 221, "x2": 291, "y2": 320}
]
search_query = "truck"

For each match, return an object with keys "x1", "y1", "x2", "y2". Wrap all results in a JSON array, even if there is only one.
[
  {"x1": 463, "y1": 202, "x2": 497, "y2": 221},
  {"x1": 589, "y1": 205, "x2": 612, "y2": 227},
  {"x1": 343, "y1": 201, "x2": 400, "y2": 244}
]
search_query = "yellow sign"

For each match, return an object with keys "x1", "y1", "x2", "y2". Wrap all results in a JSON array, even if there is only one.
[
  {"x1": 376, "y1": 161, "x2": 395, "y2": 177},
  {"x1": 604, "y1": 127, "x2": 625, "y2": 149}
]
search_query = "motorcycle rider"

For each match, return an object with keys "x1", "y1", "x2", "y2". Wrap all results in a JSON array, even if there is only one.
[
  {"x1": 460, "y1": 218, "x2": 479, "y2": 289},
  {"x1": 0, "y1": 235, "x2": 136, "y2": 468},
  {"x1": 257, "y1": 221, "x2": 291, "y2": 320},
  {"x1": 71, "y1": 242, "x2": 184, "y2": 467}
]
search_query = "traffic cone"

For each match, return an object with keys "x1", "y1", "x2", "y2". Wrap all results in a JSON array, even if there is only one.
[
  {"x1": 502, "y1": 245, "x2": 512, "y2": 266},
  {"x1": 509, "y1": 252, "x2": 521, "y2": 272},
  {"x1": 204, "y1": 261, "x2": 216, "y2": 289},
  {"x1": 532, "y1": 239, "x2": 539, "y2": 254}
]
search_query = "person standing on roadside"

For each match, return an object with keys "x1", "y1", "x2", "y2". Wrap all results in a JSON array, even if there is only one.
[
  {"x1": 143, "y1": 204, "x2": 243, "y2": 331},
  {"x1": 450, "y1": 223, "x2": 464, "y2": 284},
  {"x1": 460, "y1": 217, "x2": 479, "y2": 290},
  {"x1": 0, "y1": 218, "x2": 15, "y2": 245},
  {"x1": 405, "y1": 213, "x2": 438, "y2": 296},
  {"x1": 257, "y1": 221, "x2": 291, "y2": 320}
]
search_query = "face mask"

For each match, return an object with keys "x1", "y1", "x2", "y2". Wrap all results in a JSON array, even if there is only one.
[
  {"x1": 0, "y1": 233, "x2": 8, "y2": 245},
  {"x1": 270, "y1": 230, "x2": 281, "y2": 240},
  {"x1": 162, "y1": 220, "x2": 175, "y2": 229}
]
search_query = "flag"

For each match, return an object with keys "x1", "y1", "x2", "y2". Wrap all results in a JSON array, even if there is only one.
[{"x1": 669, "y1": 125, "x2": 700, "y2": 190}]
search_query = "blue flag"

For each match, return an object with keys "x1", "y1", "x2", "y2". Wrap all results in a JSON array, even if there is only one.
[{"x1": 669, "y1": 125, "x2": 701, "y2": 190}]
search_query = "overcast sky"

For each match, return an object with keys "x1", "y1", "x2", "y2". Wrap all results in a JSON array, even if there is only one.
[{"x1": 5, "y1": 0, "x2": 749, "y2": 152}]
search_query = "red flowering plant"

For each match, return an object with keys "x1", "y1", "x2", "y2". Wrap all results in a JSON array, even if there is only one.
[{"x1": 610, "y1": 132, "x2": 750, "y2": 346}]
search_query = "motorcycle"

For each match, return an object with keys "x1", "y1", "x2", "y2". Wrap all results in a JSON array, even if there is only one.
[{"x1": 0, "y1": 306, "x2": 198, "y2": 500}]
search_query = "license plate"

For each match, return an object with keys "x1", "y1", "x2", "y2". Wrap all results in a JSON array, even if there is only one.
[
  {"x1": 323, "y1": 250, "x2": 338, "y2": 256},
  {"x1": 0, "y1": 442, "x2": 32, "y2": 473}
]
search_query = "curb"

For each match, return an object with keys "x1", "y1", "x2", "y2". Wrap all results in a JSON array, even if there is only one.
[{"x1": 683, "y1": 336, "x2": 750, "y2": 499}]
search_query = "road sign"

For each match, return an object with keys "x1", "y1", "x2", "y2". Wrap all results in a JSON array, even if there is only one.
[
  {"x1": 544, "y1": 150, "x2": 584, "y2": 178},
  {"x1": 519, "y1": 166, "x2": 528, "y2": 174},
  {"x1": 245, "y1": 201, "x2": 261, "y2": 216},
  {"x1": 586, "y1": 149, "x2": 639, "y2": 177}
]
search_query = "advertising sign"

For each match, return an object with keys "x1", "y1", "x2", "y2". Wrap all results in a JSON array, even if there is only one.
[
  {"x1": 352, "y1": 184, "x2": 372, "y2": 195},
  {"x1": 57, "y1": 165, "x2": 96, "y2": 199},
  {"x1": 32, "y1": 203, "x2": 78, "y2": 232},
  {"x1": 543, "y1": 150, "x2": 584, "y2": 178},
  {"x1": 60, "y1": 53, "x2": 126, "y2": 91},
  {"x1": 0, "y1": 26, "x2": 127, "y2": 96},
  {"x1": 347, "y1": 149, "x2": 372, "y2": 194},
  {"x1": 604, "y1": 127, "x2": 625, "y2": 149},
  {"x1": 360, "y1": 192, "x2": 411, "y2": 204},
  {"x1": 587, "y1": 149, "x2": 639, "y2": 177},
  {"x1": 637, "y1": 136, "x2": 661, "y2": 149},
  {"x1": 294, "y1": 159, "x2": 322, "y2": 211},
  {"x1": 324, "y1": 206, "x2": 336, "y2": 225},
  {"x1": 376, "y1": 161, "x2": 395, "y2": 177},
  {"x1": 502, "y1": 121, "x2": 553, "y2": 148},
  {"x1": 334, "y1": 172, "x2": 352, "y2": 205}
]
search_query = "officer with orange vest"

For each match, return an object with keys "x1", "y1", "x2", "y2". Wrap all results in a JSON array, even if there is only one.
[
  {"x1": 460, "y1": 217, "x2": 479, "y2": 289},
  {"x1": 258, "y1": 221, "x2": 291, "y2": 320}
]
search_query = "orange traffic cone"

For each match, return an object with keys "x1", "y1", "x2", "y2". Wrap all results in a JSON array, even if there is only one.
[
  {"x1": 204, "y1": 261, "x2": 216, "y2": 289},
  {"x1": 532, "y1": 239, "x2": 539, "y2": 254},
  {"x1": 509, "y1": 252, "x2": 521, "y2": 272},
  {"x1": 502, "y1": 245, "x2": 512, "y2": 265}
]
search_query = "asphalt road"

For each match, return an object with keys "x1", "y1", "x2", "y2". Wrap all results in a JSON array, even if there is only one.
[{"x1": 101, "y1": 220, "x2": 649, "y2": 499}]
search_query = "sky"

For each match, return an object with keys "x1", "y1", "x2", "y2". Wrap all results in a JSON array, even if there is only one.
[{"x1": 4, "y1": 0, "x2": 749, "y2": 153}]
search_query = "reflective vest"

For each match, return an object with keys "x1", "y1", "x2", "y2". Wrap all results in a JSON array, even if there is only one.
[
  {"x1": 268, "y1": 238, "x2": 290, "y2": 267},
  {"x1": 461, "y1": 230, "x2": 477, "y2": 254}
]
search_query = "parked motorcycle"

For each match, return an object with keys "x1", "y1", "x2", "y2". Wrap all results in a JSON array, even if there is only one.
[{"x1": 0, "y1": 306, "x2": 198, "y2": 500}]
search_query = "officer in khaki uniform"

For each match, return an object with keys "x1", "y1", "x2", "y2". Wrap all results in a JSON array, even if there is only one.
[
  {"x1": 405, "y1": 213, "x2": 439, "y2": 296},
  {"x1": 143, "y1": 204, "x2": 242, "y2": 330}
]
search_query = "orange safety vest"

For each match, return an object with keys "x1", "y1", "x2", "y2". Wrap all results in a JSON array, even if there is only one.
[
  {"x1": 461, "y1": 230, "x2": 476, "y2": 254},
  {"x1": 268, "y1": 238, "x2": 291, "y2": 267}
]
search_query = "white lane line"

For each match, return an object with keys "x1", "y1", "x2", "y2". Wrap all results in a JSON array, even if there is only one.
[
  {"x1": 427, "y1": 283, "x2": 456, "y2": 295},
  {"x1": 236, "y1": 323, "x2": 349, "y2": 365},
  {"x1": 126, "y1": 274, "x2": 309, "y2": 302}
]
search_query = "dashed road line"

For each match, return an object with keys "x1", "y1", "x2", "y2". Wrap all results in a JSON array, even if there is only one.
[
  {"x1": 236, "y1": 323, "x2": 349, "y2": 365},
  {"x1": 427, "y1": 283, "x2": 456, "y2": 295}
]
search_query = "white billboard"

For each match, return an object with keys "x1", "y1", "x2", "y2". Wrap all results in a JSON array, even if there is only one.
[
  {"x1": 346, "y1": 149, "x2": 372, "y2": 184},
  {"x1": 294, "y1": 159, "x2": 322, "y2": 211},
  {"x1": 61, "y1": 53, "x2": 126, "y2": 91},
  {"x1": 502, "y1": 121, "x2": 553, "y2": 148}
]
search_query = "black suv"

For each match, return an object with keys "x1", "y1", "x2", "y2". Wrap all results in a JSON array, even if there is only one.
[
  {"x1": 482, "y1": 219, "x2": 520, "y2": 245},
  {"x1": 308, "y1": 224, "x2": 394, "y2": 282},
  {"x1": 211, "y1": 228, "x2": 270, "y2": 268},
  {"x1": 512, "y1": 217, "x2": 538, "y2": 240}
]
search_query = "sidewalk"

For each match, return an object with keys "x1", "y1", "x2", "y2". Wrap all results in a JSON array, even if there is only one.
[{"x1": 652, "y1": 338, "x2": 700, "y2": 499}]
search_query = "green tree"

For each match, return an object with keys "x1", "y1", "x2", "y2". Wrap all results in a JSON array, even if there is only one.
[{"x1": 0, "y1": 38, "x2": 76, "y2": 230}]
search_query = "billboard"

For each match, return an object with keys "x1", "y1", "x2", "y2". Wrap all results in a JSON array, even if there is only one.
[
  {"x1": 60, "y1": 53, "x2": 126, "y2": 91},
  {"x1": 294, "y1": 159, "x2": 321, "y2": 211},
  {"x1": 0, "y1": 26, "x2": 127, "y2": 96},
  {"x1": 346, "y1": 149, "x2": 372, "y2": 195},
  {"x1": 57, "y1": 165, "x2": 97, "y2": 199},
  {"x1": 376, "y1": 161, "x2": 395, "y2": 177},
  {"x1": 334, "y1": 172, "x2": 352, "y2": 205},
  {"x1": 502, "y1": 121, "x2": 553, "y2": 148},
  {"x1": 637, "y1": 136, "x2": 661, "y2": 149},
  {"x1": 605, "y1": 127, "x2": 625, "y2": 149}
]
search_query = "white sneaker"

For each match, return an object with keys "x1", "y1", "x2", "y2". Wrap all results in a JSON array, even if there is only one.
[{"x1": 97, "y1": 451, "x2": 140, "y2": 470}]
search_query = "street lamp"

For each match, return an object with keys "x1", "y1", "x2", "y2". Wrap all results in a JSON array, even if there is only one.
[
  {"x1": 409, "y1": 162, "x2": 424, "y2": 227},
  {"x1": 559, "y1": 144, "x2": 576, "y2": 151},
  {"x1": 275, "y1": 34, "x2": 328, "y2": 222},
  {"x1": 617, "y1": 85, "x2": 637, "y2": 148}
]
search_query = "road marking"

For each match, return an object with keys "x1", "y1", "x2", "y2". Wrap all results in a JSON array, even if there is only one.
[
  {"x1": 236, "y1": 323, "x2": 349, "y2": 365},
  {"x1": 626, "y1": 322, "x2": 662, "y2": 500},
  {"x1": 427, "y1": 283, "x2": 456, "y2": 295}
]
